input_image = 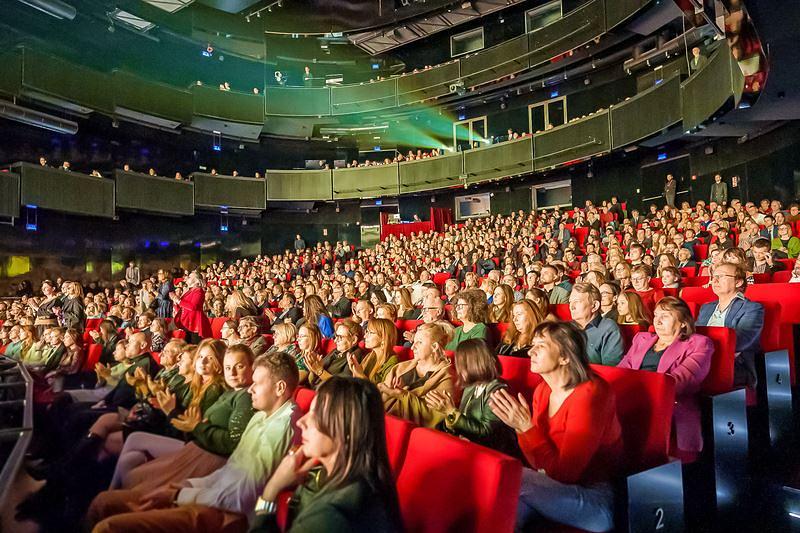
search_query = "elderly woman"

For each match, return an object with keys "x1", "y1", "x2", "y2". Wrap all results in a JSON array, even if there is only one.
[
  {"x1": 380, "y1": 322, "x2": 454, "y2": 427},
  {"x1": 445, "y1": 289, "x2": 488, "y2": 351},
  {"x1": 348, "y1": 318, "x2": 399, "y2": 384},
  {"x1": 265, "y1": 322, "x2": 304, "y2": 380},
  {"x1": 304, "y1": 319, "x2": 364, "y2": 387},
  {"x1": 172, "y1": 272, "x2": 212, "y2": 343},
  {"x1": 618, "y1": 297, "x2": 713, "y2": 454},
  {"x1": 497, "y1": 300, "x2": 544, "y2": 357},
  {"x1": 490, "y1": 321, "x2": 623, "y2": 532}
]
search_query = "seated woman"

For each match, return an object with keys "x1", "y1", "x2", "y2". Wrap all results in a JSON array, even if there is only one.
[
  {"x1": 618, "y1": 297, "x2": 713, "y2": 455},
  {"x1": 100, "y1": 344, "x2": 255, "y2": 494},
  {"x1": 64, "y1": 339, "x2": 132, "y2": 403},
  {"x1": 427, "y1": 339, "x2": 520, "y2": 458},
  {"x1": 304, "y1": 319, "x2": 365, "y2": 387},
  {"x1": 148, "y1": 318, "x2": 168, "y2": 353},
  {"x1": 349, "y1": 318, "x2": 399, "y2": 384},
  {"x1": 226, "y1": 289, "x2": 259, "y2": 320},
  {"x1": 445, "y1": 289, "x2": 488, "y2": 351},
  {"x1": 251, "y1": 377, "x2": 402, "y2": 533},
  {"x1": 497, "y1": 300, "x2": 543, "y2": 358},
  {"x1": 380, "y1": 322, "x2": 454, "y2": 428},
  {"x1": 265, "y1": 322, "x2": 301, "y2": 364},
  {"x1": 490, "y1": 321, "x2": 623, "y2": 532},
  {"x1": 627, "y1": 264, "x2": 664, "y2": 314},
  {"x1": 660, "y1": 266, "x2": 682, "y2": 290},
  {"x1": 616, "y1": 291, "x2": 652, "y2": 328},
  {"x1": 46, "y1": 328, "x2": 85, "y2": 392},
  {"x1": 524, "y1": 288, "x2": 559, "y2": 322},
  {"x1": 302, "y1": 295, "x2": 334, "y2": 339},
  {"x1": 375, "y1": 303, "x2": 398, "y2": 322},
  {"x1": 295, "y1": 323, "x2": 322, "y2": 385},
  {"x1": 394, "y1": 287, "x2": 417, "y2": 320},
  {"x1": 89, "y1": 345, "x2": 257, "y2": 522},
  {"x1": 88, "y1": 320, "x2": 121, "y2": 366},
  {"x1": 489, "y1": 284, "x2": 515, "y2": 323}
]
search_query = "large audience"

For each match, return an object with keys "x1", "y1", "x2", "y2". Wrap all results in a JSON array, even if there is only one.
[{"x1": 2, "y1": 186, "x2": 800, "y2": 532}]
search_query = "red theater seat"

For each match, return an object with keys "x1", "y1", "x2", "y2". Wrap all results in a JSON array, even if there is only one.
[
  {"x1": 293, "y1": 387, "x2": 315, "y2": 414},
  {"x1": 695, "y1": 326, "x2": 736, "y2": 396},
  {"x1": 396, "y1": 427, "x2": 522, "y2": 533},
  {"x1": 499, "y1": 355, "x2": 543, "y2": 403},
  {"x1": 210, "y1": 317, "x2": 228, "y2": 339},
  {"x1": 82, "y1": 343, "x2": 103, "y2": 372},
  {"x1": 432, "y1": 272, "x2": 451, "y2": 287},
  {"x1": 680, "y1": 286, "x2": 715, "y2": 306},
  {"x1": 590, "y1": 365, "x2": 675, "y2": 472},
  {"x1": 772, "y1": 271, "x2": 792, "y2": 283},
  {"x1": 170, "y1": 330, "x2": 186, "y2": 339},
  {"x1": 618, "y1": 324, "x2": 647, "y2": 351},
  {"x1": 550, "y1": 304, "x2": 572, "y2": 321},
  {"x1": 392, "y1": 346, "x2": 413, "y2": 361},
  {"x1": 321, "y1": 338, "x2": 336, "y2": 354},
  {"x1": 384, "y1": 415, "x2": 415, "y2": 475},
  {"x1": 85, "y1": 318, "x2": 103, "y2": 331}
]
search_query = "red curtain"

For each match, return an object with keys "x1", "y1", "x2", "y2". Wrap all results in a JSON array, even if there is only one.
[{"x1": 429, "y1": 207, "x2": 453, "y2": 232}]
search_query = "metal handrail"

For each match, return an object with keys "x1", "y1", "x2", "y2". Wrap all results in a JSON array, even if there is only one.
[{"x1": 0, "y1": 357, "x2": 34, "y2": 509}]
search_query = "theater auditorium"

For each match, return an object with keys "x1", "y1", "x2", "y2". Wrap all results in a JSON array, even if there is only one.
[{"x1": 0, "y1": 0, "x2": 799, "y2": 531}]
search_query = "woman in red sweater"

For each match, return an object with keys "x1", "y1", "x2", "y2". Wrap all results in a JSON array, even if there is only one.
[
  {"x1": 171, "y1": 272, "x2": 212, "y2": 343},
  {"x1": 490, "y1": 321, "x2": 623, "y2": 532}
]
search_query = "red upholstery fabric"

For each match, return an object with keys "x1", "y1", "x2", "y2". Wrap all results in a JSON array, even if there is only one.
[
  {"x1": 385, "y1": 415, "x2": 415, "y2": 475},
  {"x1": 380, "y1": 221, "x2": 433, "y2": 241},
  {"x1": 695, "y1": 326, "x2": 736, "y2": 396},
  {"x1": 392, "y1": 346, "x2": 412, "y2": 361},
  {"x1": 82, "y1": 343, "x2": 102, "y2": 372},
  {"x1": 293, "y1": 387, "x2": 315, "y2": 414},
  {"x1": 683, "y1": 276, "x2": 711, "y2": 287},
  {"x1": 396, "y1": 427, "x2": 522, "y2": 533},
  {"x1": 498, "y1": 355, "x2": 543, "y2": 403},
  {"x1": 210, "y1": 317, "x2": 228, "y2": 339},
  {"x1": 85, "y1": 318, "x2": 103, "y2": 331},
  {"x1": 170, "y1": 330, "x2": 186, "y2": 339},
  {"x1": 679, "y1": 266, "x2": 698, "y2": 278},
  {"x1": 395, "y1": 319, "x2": 423, "y2": 335},
  {"x1": 432, "y1": 272, "x2": 451, "y2": 287},
  {"x1": 694, "y1": 244, "x2": 709, "y2": 260},
  {"x1": 574, "y1": 227, "x2": 590, "y2": 247},
  {"x1": 618, "y1": 324, "x2": 647, "y2": 351},
  {"x1": 773, "y1": 271, "x2": 792, "y2": 283},
  {"x1": 752, "y1": 273, "x2": 772, "y2": 284},
  {"x1": 321, "y1": 338, "x2": 336, "y2": 354},
  {"x1": 550, "y1": 304, "x2": 572, "y2": 321},
  {"x1": 590, "y1": 365, "x2": 675, "y2": 473},
  {"x1": 679, "y1": 286, "x2": 716, "y2": 306}
]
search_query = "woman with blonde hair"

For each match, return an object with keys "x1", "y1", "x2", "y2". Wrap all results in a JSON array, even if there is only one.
[
  {"x1": 375, "y1": 303, "x2": 398, "y2": 322},
  {"x1": 489, "y1": 284, "x2": 515, "y2": 323},
  {"x1": 380, "y1": 321, "x2": 454, "y2": 427},
  {"x1": 225, "y1": 290, "x2": 258, "y2": 320},
  {"x1": 295, "y1": 323, "x2": 322, "y2": 384},
  {"x1": 349, "y1": 318, "x2": 399, "y2": 384},
  {"x1": 497, "y1": 300, "x2": 544, "y2": 357}
]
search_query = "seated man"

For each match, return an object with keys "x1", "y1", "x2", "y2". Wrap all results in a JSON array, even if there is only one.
[
  {"x1": 748, "y1": 238, "x2": 785, "y2": 275},
  {"x1": 267, "y1": 292, "x2": 302, "y2": 331},
  {"x1": 696, "y1": 262, "x2": 764, "y2": 387},
  {"x1": 569, "y1": 283, "x2": 624, "y2": 366},
  {"x1": 540, "y1": 265, "x2": 569, "y2": 304},
  {"x1": 627, "y1": 264, "x2": 664, "y2": 314},
  {"x1": 90, "y1": 352, "x2": 301, "y2": 532},
  {"x1": 327, "y1": 284, "x2": 352, "y2": 319},
  {"x1": 237, "y1": 316, "x2": 268, "y2": 357}
]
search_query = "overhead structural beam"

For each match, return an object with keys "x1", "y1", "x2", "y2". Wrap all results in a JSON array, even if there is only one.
[{"x1": 15, "y1": 0, "x2": 76, "y2": 20}]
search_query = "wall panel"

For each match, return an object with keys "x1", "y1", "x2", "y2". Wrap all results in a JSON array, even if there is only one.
[
  {"x1": 13, "y1": 163, "x2": 114, "y2": 218},
  {"x1": 333, "y1": 165, "x2": 399, "y2": 199},
  {"x1": 529, "y1": 0, "x2": 605, "y2": 68},
  {"x1": 265, "y1": 86, "x2": 331, "y2": 116},
  {"x1": 331, "y1": 78, "x2": 397, "y2": 115},
  {"x1": 193, "y1": 173, "x2": 266, "y2": 210},
  {"x1": 112, "y1": 71, "x2": 192, "y2": 124},
  {"x1": 192, "y1": 85, "x2": 264, "y2": 123},
  {"x1": 460, "y1": 35, "x2": 529, "y2": 87},
  {"x1": 114, "y1": 170, "x2": 194, "y2": 216},
  {"x1": 534, "y1": 111, "x2": 611, "y2": 171},
  {"x1": 266, "y1": 169, "x2": 332, "y2": 201},
  {"x1": 399, "y1": 153, "x2": 464, "y2": 193},
  {"x1": 0, "y1": 172, "x2": 20, "y2": 218},
  {"x1": 611, "y1": 75, "x2": 682, "y2": 148},
  {"x1": 21, "y1": 49, "x2": 113, "y2": 113},
  {"x1": 464, "y1": 137, "x2": 533, "y2": 184},
  {"x1": 681, "y1": 46, "x2": 740, "y2": 131},
  {"x1": 396, "y1": 62, "x2": 461, "y2": 105}
]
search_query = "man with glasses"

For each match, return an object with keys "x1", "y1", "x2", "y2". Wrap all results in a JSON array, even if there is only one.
[
  {"x1": 238, "y1": 316, "x2": 268, "y2": 357},
  {"x1": 327, "y1": 284, "x2": 352, "y2": 319},
  {"x1": 401, "y1": 299, "x2": 445, "y2": 347},
  {"x1": 628, "y1": 264, "x2": 664, "y2": 315},
  {"x1": 696, "y1": 262, "x2": 764, "y2": 387}
]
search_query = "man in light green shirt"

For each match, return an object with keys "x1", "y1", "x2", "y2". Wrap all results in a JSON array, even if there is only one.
[{"x1": 91, "y1": 352, "x2": 301, "y2": 532}]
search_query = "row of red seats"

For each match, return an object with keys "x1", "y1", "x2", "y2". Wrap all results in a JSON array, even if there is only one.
[{"x1": 286, "y1": 359, "x2": 675, "y2": 533}]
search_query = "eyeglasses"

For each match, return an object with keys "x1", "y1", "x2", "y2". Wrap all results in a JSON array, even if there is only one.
[
  {"x1": 334, "y1": 334, "x2": 351, "y2": 340},
  {"x1": 711, "y1": 274, "x2": 736, "y2": 281}
]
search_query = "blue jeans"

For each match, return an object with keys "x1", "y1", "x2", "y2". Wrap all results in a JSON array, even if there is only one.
[{"x1": 516, "y1": 468, "x2": 615, "y2": 532}]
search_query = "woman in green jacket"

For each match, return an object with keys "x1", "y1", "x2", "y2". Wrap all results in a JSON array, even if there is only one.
[
  {"x1": 771, "y1": 223, "x2": 800, "y2": 259},
  {"x1": 427, "y1": 338, "x2": 521, "y2": 459},
  {"x1": 251, "y1": 377, "x2": 402, "y2": 533},
  {"x1": 445, "y1": 289, "x2": 489, "y2": 351}
]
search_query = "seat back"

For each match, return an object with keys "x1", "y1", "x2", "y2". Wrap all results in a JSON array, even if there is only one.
[
  {"x1": 396, "y1": 427, "x2": 522, "y2": 533},
  {"x1": 694, "y1": 244, "x2": 709, "y2": 260},
  {"x1": 432, "y1": 272, "x2": 451, "y2": 287},
  {"x1": 679, "y1": 266, "x2": 698, "y2": 278},
  {"x1": 773, "y1": 271, "x2": 792, "y2": 283},
  {"x1": 680, "y1": 286, "x2": 716, "y2": 306},
  {"x1": 591, "y1": 365, "x2": 675, "y2": 473},
  {"x1": 82, "y1": 343, "x2": 103, "y2": 372},
  {"x1": 170, "y1": 330, "x2": 186, "y2": 339},
  {"x1": 210, "y1": 317, "x2": 228, "y2": 339},
  {"x1": 85, "y1": 318, "x2": 103, "y2": 331},
  {"x1": 498, "y1": 355, "x2": 543, "y2": 403},
  {"x1": 293, "y1": 387, "x2": 316, "y2": 414},
  {"x1": 392, "y1": 346, "x2": 413, "y2": 361},
  {"x1": 618, "y1": 324, "x2": 647, "y2": 352},
  {"x1": 321, "y1": 338, "x2": 336, "y2": 354},
  {"x1": 695, "y1": 326, "x2": 736, "y2": 395},
  {"x1": 683, "y1": 276, "x2": 711, "y2": 287},
  {"x1": 550, "y1": 303, "x2": 572, "y2": 321},
  {"x1": 384, "y1": 415, "x2": 415, "y2": 475}
]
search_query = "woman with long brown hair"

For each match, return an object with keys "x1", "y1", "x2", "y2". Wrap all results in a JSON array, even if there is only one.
[
  {"x1": 302, "y1": 294, "x2": 334, "y2": 338},
  {"x1": 394, "y1": 287, "x2": 416, "y2": 320},
  {"x1": 497, "y1": 300, "x2": 544, "y2": 357},
  {"x1": 489, "y1": 284, "x2": 515, "y2": 323},
  {"x1": 348, "y1": 318, "x2": 399, "y2": 384},
  {"x1": 616, "y1": 291, "x2": 652, "y2": 327},
  {"x1": 252, "y1": 377, "x2": 402, "y2": 532}
]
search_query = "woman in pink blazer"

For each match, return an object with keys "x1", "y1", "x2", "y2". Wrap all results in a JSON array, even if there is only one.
[{"x1": 618, "y1": 296, "x2": 713, "y2": 454}]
